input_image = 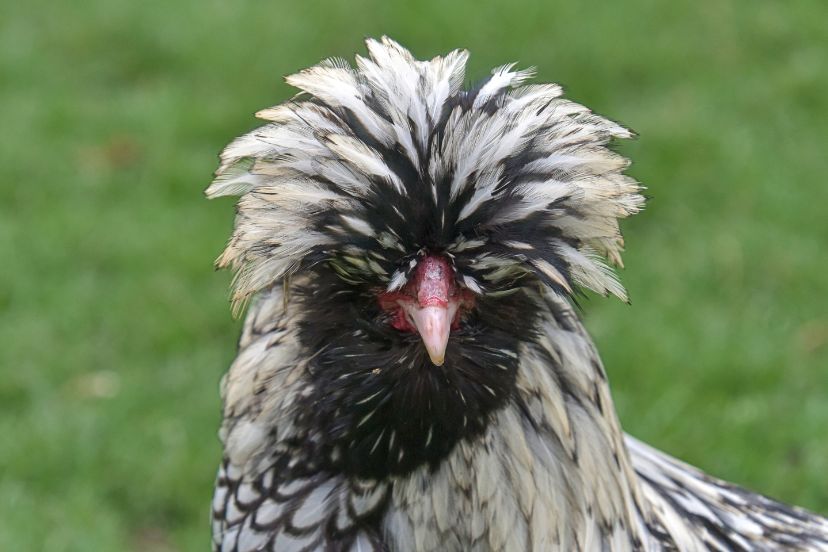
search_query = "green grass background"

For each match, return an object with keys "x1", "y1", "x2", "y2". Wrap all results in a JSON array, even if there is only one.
[{"x1": 2, "y1": 1, "x2": 827, "y2": 549}]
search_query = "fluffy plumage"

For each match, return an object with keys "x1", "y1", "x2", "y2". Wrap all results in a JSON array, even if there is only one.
[{"x1": 208, "y1": 37, "x2": 828, "y2": 551}]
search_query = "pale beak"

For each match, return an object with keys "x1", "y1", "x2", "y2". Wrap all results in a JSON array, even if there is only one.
[{"x1": 404, "y1": 303, "x2": 458, "y2": 366}]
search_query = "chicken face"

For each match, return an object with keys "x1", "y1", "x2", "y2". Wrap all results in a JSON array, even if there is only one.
[
  {"x1": 377, "y1": 255, "x2": 475, "y2": 366},
  {"x1": 293, "y1": 254, "x2": 539, "y2": 478}
]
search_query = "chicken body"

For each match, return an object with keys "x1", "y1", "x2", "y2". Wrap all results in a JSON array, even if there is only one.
[{"x1": 208, "y1": 38, "x2": 828, "y2": 551}]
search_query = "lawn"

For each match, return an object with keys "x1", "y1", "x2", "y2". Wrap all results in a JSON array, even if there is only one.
[{"x1": 1, "y1": 1, "x2": 826, "y2": 550}]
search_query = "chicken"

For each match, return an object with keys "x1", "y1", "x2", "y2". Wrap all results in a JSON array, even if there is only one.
[{"x1": 207, "y1": 37, "x2": 828, "y2": 551}]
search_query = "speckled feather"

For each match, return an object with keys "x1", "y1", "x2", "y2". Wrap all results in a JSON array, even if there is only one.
[{"x1": 208, "y1": 37, "x2": 828, "y2": 551}]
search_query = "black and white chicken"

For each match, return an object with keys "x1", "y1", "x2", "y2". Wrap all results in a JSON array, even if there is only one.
[{"x1": 207, "y1": 37, "x2": 828, "y2": 551}]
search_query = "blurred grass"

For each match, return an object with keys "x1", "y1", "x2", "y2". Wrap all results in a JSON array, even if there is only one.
[{"x1": 1, "y1": 0, "x2": 826, "y2": 549}]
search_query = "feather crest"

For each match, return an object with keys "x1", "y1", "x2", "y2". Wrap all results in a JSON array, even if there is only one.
[{"x1": 209, "y1": 37, "x2": 643, "y2": 309}]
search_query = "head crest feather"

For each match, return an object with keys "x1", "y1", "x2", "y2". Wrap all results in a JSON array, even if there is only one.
[{"x1": 208, "y1": 37, "x2": 643, "y2": 311}]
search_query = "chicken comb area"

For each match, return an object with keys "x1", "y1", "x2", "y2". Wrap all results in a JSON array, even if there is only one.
[{"x1": 208, "y1": 36, "x2": 643, "y2": 312}]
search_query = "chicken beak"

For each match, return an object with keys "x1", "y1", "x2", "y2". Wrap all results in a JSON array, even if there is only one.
[{"x1": 407, "y1": 305, "x2": 452, "y2": 366}]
